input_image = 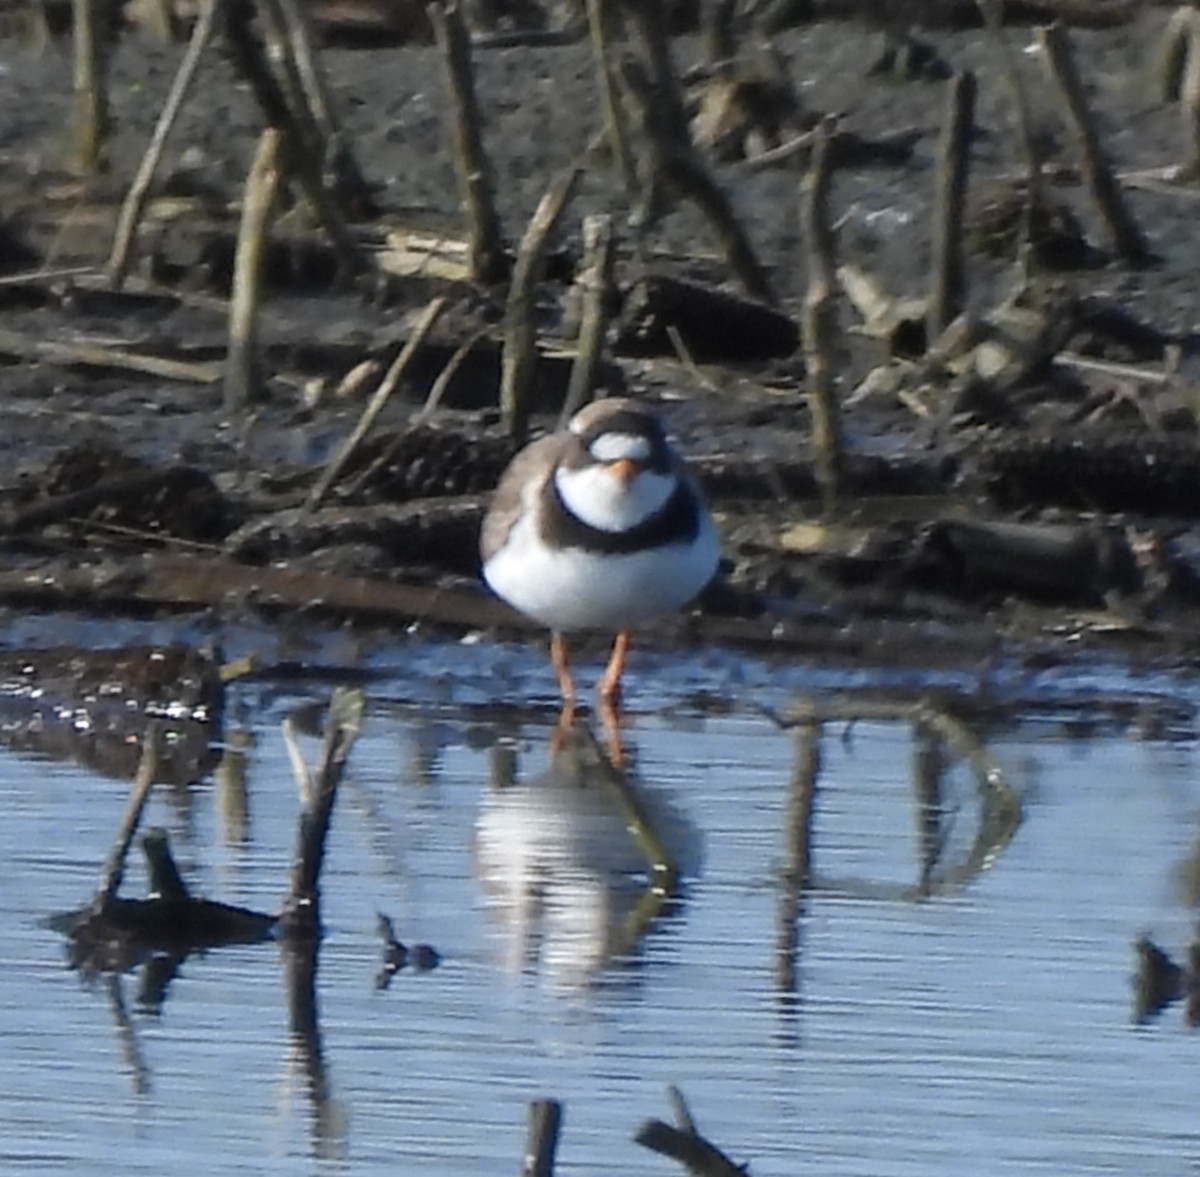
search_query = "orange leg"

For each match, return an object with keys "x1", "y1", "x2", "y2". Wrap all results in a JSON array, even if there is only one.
[
  {"x1": 598, "y1": 630, "x2": 630, "y2": 710},
  {"x1": 550, "y1": 633, "x2": 577, "y2": 755},
  {"x1": 550, "y1": 632, "x2": 577, "y2": 705},
  {"x1": 599, "y1": 693, "x2": 626, "y2": 770},
  {"x1": 552, "y1": 697, "x2": 577, "y2": 755}
]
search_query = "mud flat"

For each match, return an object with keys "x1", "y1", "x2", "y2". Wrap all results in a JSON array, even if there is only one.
[{"x1": 0, "y1": 3, "x2": 1198, "y2": 677}]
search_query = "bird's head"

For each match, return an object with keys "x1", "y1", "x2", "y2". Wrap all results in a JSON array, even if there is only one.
[{"x1": 556, "y1": 400, "x2": 678, "y2": 532}]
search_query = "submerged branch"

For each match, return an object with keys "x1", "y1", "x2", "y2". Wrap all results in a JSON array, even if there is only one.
[{"x1": 280, "y1": 687, "x2": 365, "y2": 936}]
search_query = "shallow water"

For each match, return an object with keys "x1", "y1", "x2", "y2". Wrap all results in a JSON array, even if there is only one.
[{"x1": 2, "y1": 628, "x2": 1200, "y2": 1176}]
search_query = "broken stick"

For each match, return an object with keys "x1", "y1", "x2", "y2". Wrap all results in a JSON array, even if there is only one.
[
  {"x1": 501, "y1": 167, "x2": 583, "y2": 440},
  {"x1": 225, "y1": 126, "x2": 283, "y2": 412},
  {"x1": 1038, "y1": 22, "x2": 1149, "y2": 267},
  {"x1": 801, "y1": 117, "x2": 844, "y2": 509},
  {"x1": 927, "y1": 71, "x2": 976, "y2": 340},
  {"x1": 95, "y1": 726, "x2": 161, "y2": 911}
]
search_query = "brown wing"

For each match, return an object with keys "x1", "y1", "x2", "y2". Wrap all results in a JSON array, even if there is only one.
[{"x1": 479, "y1": 433, "x2": 569, "y2": 562}]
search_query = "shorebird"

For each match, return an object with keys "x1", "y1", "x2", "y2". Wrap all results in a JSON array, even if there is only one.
[{"x1": 480, "y1": 398, "x2": 719, "y2": 711}]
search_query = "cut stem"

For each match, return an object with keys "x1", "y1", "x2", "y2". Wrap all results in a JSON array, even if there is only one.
[
  {"x1": 225, "y1": 126, "x2": 283, "y2": 412},
  {"x1": 1038, "y1": 21, "x2": 1148, "y2": 266},
  {"x1": 927, "y1": 70, "x2": 976, "y2": 341}
]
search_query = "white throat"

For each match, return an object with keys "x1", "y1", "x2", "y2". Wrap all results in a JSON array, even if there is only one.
[{"x1": 555, "y1": 464, "x2": 678, "y2": 532}]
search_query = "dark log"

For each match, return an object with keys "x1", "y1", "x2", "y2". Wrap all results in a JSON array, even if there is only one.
[
  {"x1": 615, "y1": 273, "x2": 798, "y2": 362},
  {"x1": 924, "y1": 517, "x2": 1138, "y2": 604},
  {"x1": 521, "y1": 1099, "x2": 563, "y2": 1177}
]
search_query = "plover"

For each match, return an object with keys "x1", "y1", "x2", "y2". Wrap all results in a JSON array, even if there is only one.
[{"x1": 481, "y1": 398, "x2": 719, "y2": 707}]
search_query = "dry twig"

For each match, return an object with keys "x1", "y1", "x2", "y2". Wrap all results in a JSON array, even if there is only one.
[
  {"x1": 430, "y1": 0, "x2": 508, "y2": 284},
  {"x1": 560, "y1": 213, "x2": 616, "y2": 425},
  {"x1": 619, "y1": 56, "x2": 775, "y2": 304},
  {"x1": 928, "y1": 71, "x2": 976, "y2": 340},
  {"x1": 95, "y1": 728, "x2": 160, "y2": 910},
  {"x1": 108, "y1": 0, "x2": 220, "y2": 287},
  {"x1": 280, "y1": 687, "x2": 364, "y2": 937},
  {"x1": 72, "y1": 0, "x2": 110, "y2": 173},
  {"x1": 586, "y1": 0, "x2": 638, "y2": 202},
  {"x1": 221, "y1": 0, "x2": 367, "y2": 276},
  {"x1": 225, "y1": 127, "x2": 283, "y2": 411},
  {"x1": 1038, "y1": 22, "x2": 1148, "y2": 265},
  {"x1": 976, "y1": 0, "x2": 1047, "y2": 275},
  {"x1": 1156, "y1": 5, "x2": 1200, "y2": 179},
  {"x1": 305, "y1": 296, "x2": 448, "y2": 509},
  {"x1": 501, "y1": 168, "x2": 583, "y2": 440},
  {"x1": 801, "y1": 118, "x2": 844, "y2": 508}
]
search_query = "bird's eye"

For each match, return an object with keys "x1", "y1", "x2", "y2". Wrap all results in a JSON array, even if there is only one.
[{"x1": 589, "y1": 433, "x2": 651, "y2": 463}]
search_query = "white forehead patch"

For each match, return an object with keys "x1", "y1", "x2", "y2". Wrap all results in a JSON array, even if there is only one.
[{"x1": 588, "y1": 432, "x2": 652, "y2": 463}]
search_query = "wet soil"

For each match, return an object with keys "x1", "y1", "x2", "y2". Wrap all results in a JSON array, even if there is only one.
[{"x1": 1, "y1": 5, "x2": 1200, "y2": 678}]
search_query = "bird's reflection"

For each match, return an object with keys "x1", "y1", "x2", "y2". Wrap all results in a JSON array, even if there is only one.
[{"x1": 474, "y1": 716, "x2": 701, "y2": 992}]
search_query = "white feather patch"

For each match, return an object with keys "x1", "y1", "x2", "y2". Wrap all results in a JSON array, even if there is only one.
[
  {"x1": 554, "y1": 464, "x2": 676, "y2": 532},
  {"x1": 588, "y1": 432, "x2": 652, "y2": 463}
]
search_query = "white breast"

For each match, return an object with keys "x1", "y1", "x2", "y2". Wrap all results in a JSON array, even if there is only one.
[{"x1": 483, "y1": 508, "x2": 720, "y2": 632}]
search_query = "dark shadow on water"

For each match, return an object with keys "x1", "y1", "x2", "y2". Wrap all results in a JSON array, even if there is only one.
[
  {"x1": 770, "y1": 693, "x2": 1025, "y2": 1047},
  {"x1": 282, "y1": 937, "x2": 347, "y2": 1161},
  {"x1": 39, "y1": 689, "x2": 356, "y2": 1161}
]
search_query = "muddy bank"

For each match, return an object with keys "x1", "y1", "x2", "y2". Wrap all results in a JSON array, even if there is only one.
[{"x1": 0, "y1": 5, "x2": 1199, "y2": 676}]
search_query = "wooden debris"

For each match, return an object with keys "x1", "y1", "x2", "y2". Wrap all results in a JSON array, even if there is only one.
[
  {"x1": 0, "y1": 550, "x2": 517, "y2": 628},
  {"x1": 923, "y1": 517, "x2": 1138, "y2": 605},
  {"x1": 72, "y1": 0, "x2": 110, "y2": 173},
  {"x1": 976, "y1": 0, "x2": 1050, "y2": 277},
  {"x1": 979, "y1": 431, "x2": 1200, "y2": 516},
  {"x1": 585, "y1": 0, "x2": 637, "y2": 205},
  {"x1": 686, "y1": 48, "x2": 805, "y2": 163},
  {"x1": 1, "y1": 446, "x2": 229, "y2": 543},
  {"x1": 430, "y1": 0, "x2": 508, "y2": 284},
  {"x1": 0, "y1": 324, "x2": 224, "y2": 384},
  {"x1": 840, "y1": 264, "x2": 928, "y2": 357},
  {"x1": 801, "y1": 117, "x2": 845, "y2": 509},
  {"x1": 374, "y1": 911, "x2": 440, "y2": 989},
  {"x1": 414, "y1": 329, "x2": 494, "y2": 423},
  {"x1": 501, "y1": 167, "x2": 582, "y2": 440},
  {"x1": 219, "y1": 0, "x2": 367, "y2": 277},
  {"x1": 97, "y1": 731, "x2": 160, "y2": 909},
  {"x1": 379, "y1": 228, "x2": 474, "y2": 282},
  {"x1": 758, "y1": 0, "x2": 1136, "y2": 31},
  {"x1": 615, "y1": 272, "x2": 798, "y2": 362},
  {"x1": 634, "y1": 1086, "x2": 745, "y2": 1177},
  {"x1": 225, "y1": 126, "x2": 283, "y2": 410},
  {"x1": 1156, "y1": 4, "x2": 1200, "y2": 179},
  {"x1": 49, "y1": 738, "x2": 277, "y2": 975},
  {"x1": 775, "y1": 710, "x2": 819, "y2": 998},
  {"x1": 107, "y1": 0, "x2": 218, "y2": 287},
  {"x1": 927, "y1": 70, "x2": 976, "y2": 342},
  {"x1": 1037, "y1": 22, "x2": 1149, "y2": 266},
  {"x1": 280, "y1": 686, "x2": 364, "y2": 936},
  {"x1": 617, "y1": 48, "x2": 775, "y2": 304},
  {"x1": 560, "y1": 212, "x2": 616, "y2": 425},
  {"x1": 272, "y1": 0, "x2": 374, "y2": 215},
  {"x1": 1132, "y1": 934, "x2": 1200, "y2": 1027},
  {"x1": 522, "y1": 1099, "x2": 563, "y2": 1177},
  {"x1": 304, "y1": 296, "x2": 447, "y2": 510}
]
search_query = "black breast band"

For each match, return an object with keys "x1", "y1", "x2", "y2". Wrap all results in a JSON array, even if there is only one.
[{"x1": 540, "y1": 477, "x2": 700, "y2": 554}]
